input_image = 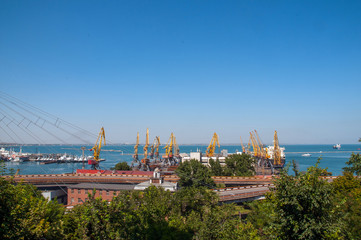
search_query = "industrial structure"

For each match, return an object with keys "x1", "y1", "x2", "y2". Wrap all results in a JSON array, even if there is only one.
[{"x1": 87, "y1": 127, "x2": 106, "y2": 170}]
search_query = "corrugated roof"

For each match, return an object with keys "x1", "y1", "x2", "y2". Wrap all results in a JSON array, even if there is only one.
[{"x1": 68, "y1": 183, "x2": 135, "y2": 191}]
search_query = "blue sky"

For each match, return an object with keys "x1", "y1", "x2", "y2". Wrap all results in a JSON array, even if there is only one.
[{"x1": 0, "y1": 0, "x2": 360, "y2": 144}]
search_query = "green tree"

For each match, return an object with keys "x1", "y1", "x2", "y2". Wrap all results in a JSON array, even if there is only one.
[
  {"x1": 111, "y1": 161, "x2": 131, "y2": 171},
  {"x1": 332, "y1": 171, "x2": 361, "y2": 195},
  {"x1": 332, "y1": 172, "x2": 361, "y2": 239},
  {"x1": 343, "y1": 153, "x2": 361, "y2": 176},
  {"x1": 223, "y1": 153, "x2": 256, "y2": 176},
  {"x1": 0, "y1": 177, "x2": 64, "y2": 239},
  {"x1": 270, "y1": 160, "x2": 341, "y2": 240},
  {"x1": 208, "y1": 158, "x2": 224, "y2": 176},
  {"x1": 247, "y1": 193, "x2": 277, "y2": 239},
  {"x1": 175, "y1": 159, "x2": 216, "y2": 188}
]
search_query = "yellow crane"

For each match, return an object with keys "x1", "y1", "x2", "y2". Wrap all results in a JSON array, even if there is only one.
[
  {"x1": 206, "y1": 132, "x2": 220, "y2": 157},
  {"x1": 89, "y1": 127, "x2": 106, "y2": 169},
  {"x1": 133, "y1": 132, "x2": 139, "y2": 160},
  {"x1": 141, "y1": 128, "x2": 150, "y2": 170},
  {"x1": 249, "y1": 132, "x2": 260, "y2": 158},
  {"x1": 274, "y1": 130, "x2": 282, "y2": 165},
  {"x1": 154, "y1": 136, "x2": 160, "y2": 158},
  {"x1": 240, "y1": 136, "x2": 246, "y2": 153},
  {"x1": 150, "y1": 136, "x2": 160, "y2": 159},
  {"x1": 254, "y1": 130, "x2": 269, "y2": 159},
  {"x1": 143, "y1": 128, "x2": 149, "y2": 160},
  {"x1": 164, "y1": 133, "x2": 175, "y2": 158}
]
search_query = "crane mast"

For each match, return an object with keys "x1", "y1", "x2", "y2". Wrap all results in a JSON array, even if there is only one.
[
  {"x1": 164, "y1": 133, "x2": 174, "y2": 158},
  {"x1": 134, "y1": 132, "x2": 139, "y2": 159},
  {"x1": 131, "y1": 132, "x2": 140, "y2": 169},
  {"x1": 154, "y1": 136, "x2": 160, "y2": 159},
  {"x1": 206, "y1": 133, "x2": 220, "y2": 157},
  {"x1": 140, "y1": 128, "x2": 150, "y2": 171},
  {"x1": 150, "y1": 136, "x2": 160, "y2": 160},
  {"x1": 274, "y1": 131, "x2": 281, "y2": 165},
  {"x1": 89, "y1": 127, "x2": 106, "y2": 169},
  {"x1": 143, "y1": 128, "x2": 149, "y2": 159}
]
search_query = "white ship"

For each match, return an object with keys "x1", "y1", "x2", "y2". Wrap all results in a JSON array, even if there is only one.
[
  {"x1": 265, "y1": 145, "x2": 286, "y2": 161},
  {"x1": 333, "y1": 144, "x2": 341, "y2": 149}
]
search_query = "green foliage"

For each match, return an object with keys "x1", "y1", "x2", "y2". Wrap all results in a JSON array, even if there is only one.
[
  {"x1": 175, "y1": 159, "x2": 216, "y2": 189},
  {"x1": 343, "y1": 153, "x2": 361, "y2": 176},
  {"x1": 247, "y1": 194, "x2": 277, "y2": 238},
  {"x1": 111, "y1": 161, "x2": 131, "y2": 171},
  {"x1": 332, "y1": 171, "x2": 361, "y2": 195},
  {"x1": 267, "y1": 159, "x2": 341, "y2": 240},
  {"x1": 341, "y1": 188, "x2": 361, "y2": 239},
  {"x1": 209, "y1": 158, "x2": 224, "y2": 176},
  {"x1": 332, "y1": 172, "x2": 361, "y2": 239},
  {"x1": 223, "y1": 153, "x2": 256, "y2": 176},
  {"x1": 0, "y1": 177, "x2": 65, "y2": 240}
]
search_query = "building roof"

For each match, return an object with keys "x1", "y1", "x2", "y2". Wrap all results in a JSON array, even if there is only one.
[
  {"x1": 134, "y1": 181, "x2": 178, "y2": 191},
  {"x1": 76, "y1": 169, "x2": 154, "y2": 175},
  {"x1": 68, "y1": 183, "x2": 135, "y2": 191}
]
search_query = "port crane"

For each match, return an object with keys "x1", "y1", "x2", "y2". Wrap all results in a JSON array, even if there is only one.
[
  {"x1": 140, "y1": 128, "x2": 150, "y2": 171},
  {"x1": 149, "y1": 136, "x2": 160, "y2": 160},
  {"x1": 131, "y1": 132, "x2": 140, "y2": 168},
  {"x1": 254, "y1": 130, "x2": 270, "y2": 159},
  {"x1": 88, "y1": 127, "x2": 106, "y2": 170},
  {"x1": 163, "y1": 133, "x2": 179, "y2": 166},
  {"x1": 249, "y1": 132, "x2": 260, "y2": 158},
  {"x1": 206, "y1": 133, "x2": 220, "y2": 157}
]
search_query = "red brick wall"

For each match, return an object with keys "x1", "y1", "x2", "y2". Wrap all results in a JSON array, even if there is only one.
[{"x1": 67, "y1": 188, "x2": 120, "y2": 206}]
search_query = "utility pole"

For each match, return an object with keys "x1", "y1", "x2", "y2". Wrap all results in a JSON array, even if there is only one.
[{"x1": 81, "y1": 146, "x2": 86, "y2": 169}]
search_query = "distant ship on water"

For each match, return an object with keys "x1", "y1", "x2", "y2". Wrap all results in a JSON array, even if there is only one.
[{"x1": 333, "y1": 144, "x2": 341, "y2": 149}]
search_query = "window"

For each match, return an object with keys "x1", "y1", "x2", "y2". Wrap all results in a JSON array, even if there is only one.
[
  {"x1": 78, "y1": 198, "x2": 81, "y2": 203},
  {"x1": 71, "y1": 197, "x2": 74, "y2": 203},
  {"x1": 71, "y1": 189, "x2": 74, "y2": 194},
  {"x1": 99, "y1": 190, "x2": 102, "y2": 195},
  {"x1": 78, "y1": 189, "x2": 81, "y2": 194},
  {"x1": 106, "y1": 190, "x2": 109, "y2": 195}
]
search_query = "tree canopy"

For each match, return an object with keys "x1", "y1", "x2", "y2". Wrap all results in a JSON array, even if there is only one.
[
  {"x1": 111, "y1": 161, "x2": 131, "y2": 171},
  {"x1": 175, "y1": 159, "x2": 216, "y2": 189},
  {"x1": 223, "y1": 153, "x2": 256, "y2": 176},
  {"x1": 343, "y1": 153, "x2": 361, "y2": 176}
]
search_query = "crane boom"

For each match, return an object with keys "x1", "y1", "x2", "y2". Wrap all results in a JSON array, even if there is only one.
[
  {"x1": 92, "y1": 127, "x2": 106, "y2": 162},
  {"x1": 254, "y1": 130, "x2": 264, "y2": 158},
  {"x1": 89, "y1": 127, "x2": 106, "y2": 169},
  {"x1": 206, "y1": 133, "x2": 220, "y2": 157},
  {"x1": 249, "y1": 132, "x2": 260, "y2": 157},
  {"x1": 164, "y1": 133, "x2": 174, "y2": 157}
]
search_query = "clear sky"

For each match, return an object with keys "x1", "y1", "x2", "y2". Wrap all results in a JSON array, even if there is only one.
[{"x1": 0, "y1": 0, "x2": 360, "y2": 145}]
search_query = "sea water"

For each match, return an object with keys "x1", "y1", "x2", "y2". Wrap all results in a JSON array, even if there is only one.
[{"x1": 3, "y1": 144, "x2": 361, "y2": 176}]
